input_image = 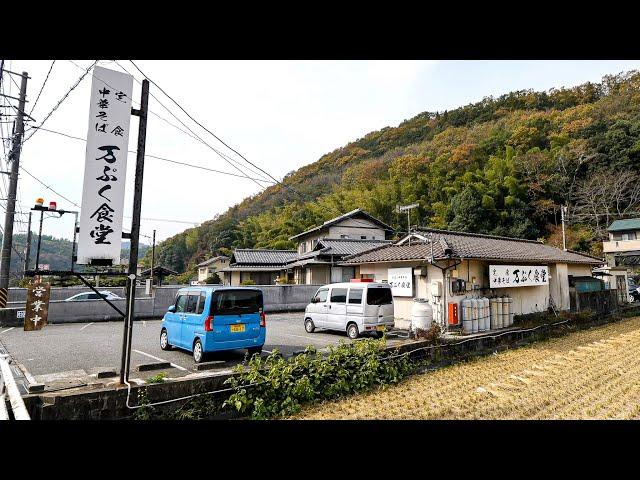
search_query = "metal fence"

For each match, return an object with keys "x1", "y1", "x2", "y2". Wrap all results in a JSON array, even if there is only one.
[
  {"x1": 569, "y1": 289, "x2": 619, "y2": 314},
  {"x1": 0, "y1": 355, "x2": 30, "y2": 420}
]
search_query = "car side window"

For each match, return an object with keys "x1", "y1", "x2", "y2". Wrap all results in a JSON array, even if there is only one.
[
  {"x1": 348, "y1": 288, "x2": 363, "y2": 304},
  {"x1": 196, "y1": 293, "x2": 207, "y2": 314},
  {"x1": 175, "y1": 295, "x2": 188, "y2": 313},
  {"x1": 330, "y1": 288, "x2": 347, "y2": 303},
  {"x1": 185, "y1": 294, "x2": 199, "y2": 313},
  {"x1": 314, "y1": 288, "x2": 328, "y2": 303}
]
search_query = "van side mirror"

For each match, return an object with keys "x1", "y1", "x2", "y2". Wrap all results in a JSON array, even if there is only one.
[
  {"x1": 311, "y1": 297, "x2": 318, "y2": 303},
  {"x1": 167, "y1": 305, "x2": 176, "y2": 313}
]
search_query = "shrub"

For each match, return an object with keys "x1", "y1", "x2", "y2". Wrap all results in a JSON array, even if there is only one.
[
  {"x1": 415, "y1": 322, "x2": 442, "y2": 344},
  {"x1": 223, "y1": 339, "x2": 413, "y2": 419},
  {"x1": 240, "y1": 279, "x2": 256, "y2": 285}
]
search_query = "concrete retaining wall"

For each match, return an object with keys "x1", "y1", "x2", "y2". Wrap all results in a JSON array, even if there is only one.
[{"x1": 2, "y1": 284, "x2": 321, "y2": 326}]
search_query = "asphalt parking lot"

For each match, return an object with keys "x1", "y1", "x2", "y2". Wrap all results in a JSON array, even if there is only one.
[{"x1": 0, "y1": 312, "x2": 408, "y2": 392}]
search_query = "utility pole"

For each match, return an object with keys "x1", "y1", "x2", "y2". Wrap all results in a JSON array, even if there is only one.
[
  {"x1": 561, "y1": 205, "x2": 568, "y2": 251},
  {"x1": 0, "y1": 71, "x2": 27, "y2": 307},
  {"x1": 23, "y1": 211, "x2": 32, "y2": 276},
  {"x1": 120, "y1": 79, "x2": 149, "y2": 385},
  {"x1": 150, "y1": 229, "x2": 156, "y2": 289}
]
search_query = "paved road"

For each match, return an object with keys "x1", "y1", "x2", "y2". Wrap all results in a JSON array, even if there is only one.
[{"x1": 0, "y1": 313, "x2": 407, "y2": 390}]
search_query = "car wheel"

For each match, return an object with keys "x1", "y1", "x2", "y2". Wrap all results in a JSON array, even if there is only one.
[
  {"x1": 347, "y1": 323, "x2": 359, "y2": 340},
  {"x1": 160, "y1": 329, "x2": 172, "y2": 350},
  {"x1": 193, "y1": 339, "x2": 205, "y2": 363},
  {"x1": 304, "y1": 318, "x2": 315, "y2": 333},
  {"x1": 247, "y1": 346, "x2": 263, "y2": 357}
]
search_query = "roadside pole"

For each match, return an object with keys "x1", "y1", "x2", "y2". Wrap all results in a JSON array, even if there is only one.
[
  {"x1": 150, "y1": 229, "x2": 155, "y2": 289},
  {"x1": 23, "y1": 211, "x2": 32, "y2": 276},
  {"x1": 119, "y1": 79, "x2": 149, "y2": 384},
  {"x1": 0, "y1": 71, "x2": 28, "y2": 307}
]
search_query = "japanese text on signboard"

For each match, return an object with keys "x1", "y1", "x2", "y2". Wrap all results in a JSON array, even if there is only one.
[
  {"x1": 388, "y1": 267, "x2": 413, "y2": 297},
  {"x1": 24, "y1": 280, "x2": 50, "y2": 331},
  {"x1": 76, "y1": 66, "x2": 134, "y2": 265},
  {"x1": 489, "y1": 265, "x2": 549, "y2": 288}
]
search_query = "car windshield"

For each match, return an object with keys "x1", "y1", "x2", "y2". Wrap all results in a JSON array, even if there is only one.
[
  {"x1": 367, "y1": 287, "x2": 393, "y2": 305},
  {"x1": 212, "y1": 290, "x2": 263, "y2": 315}
]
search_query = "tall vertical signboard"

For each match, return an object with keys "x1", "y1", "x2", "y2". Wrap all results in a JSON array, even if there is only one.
[{"x1": 76, "y1": 66, "x2": 134, "y2": 265}]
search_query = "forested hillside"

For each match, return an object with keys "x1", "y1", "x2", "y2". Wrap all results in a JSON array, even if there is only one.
[{"x1": 148, "y1": 71, "x2": 640, "y2": 275}]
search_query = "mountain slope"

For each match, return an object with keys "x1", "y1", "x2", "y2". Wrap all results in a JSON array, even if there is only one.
[{"x1": 149, "y1": 71, "x2": 640, "y2": 275}]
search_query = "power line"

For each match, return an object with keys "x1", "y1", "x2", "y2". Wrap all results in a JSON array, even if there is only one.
[
  {"x1": 126, "y1": 61, "x2": 277, "y2": 190},
  {"x1": 21, "y1": 60, "x2": 98, "y2": 146},
  {"x1": 19, "y1": 166, "x2": 80, "y2": 208},
  {"x1": 70, "y1": 60, "x2": 273, "y2": 188},
  {"x1": 28, "y1": 60, "x2": 55, "y2": 117},
  {"x1": 24, "y1": 125, "x2": 276, "y2": 183},
  {"x1": 129, "y1": 60, "x2": 283, "y2": 188}
]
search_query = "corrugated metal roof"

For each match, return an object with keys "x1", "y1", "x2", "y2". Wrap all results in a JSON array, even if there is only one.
[
  {"x1": 289, "y1": 209, "x2": 393, "y2": 241},
  {"x1": 231, "y1": 249, "x2": 297, "y2": 265},
  {"x1": 607, "y1": 218, "x2": 640, "y2": 232},
  {"x1": 343, "y1": 229, "x2": 603, "y2": 265}
]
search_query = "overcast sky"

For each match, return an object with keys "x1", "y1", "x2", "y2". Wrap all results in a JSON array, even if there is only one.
[{"x1": 2, "y1": 60, "x2": 640, "y2": 245}]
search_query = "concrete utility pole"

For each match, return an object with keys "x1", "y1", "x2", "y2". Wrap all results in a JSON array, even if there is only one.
[
  {"x1": 120, "y1": 79, "x2": 149, "y2": 385},
  {"x1": 150, "y1": 229, "x2": 156, "y2": 288},
  {"x1": 0, "y1": 71, "x2": 28, "y2": 306},
  {"x1": 561, "y1": 205, "x2": 568, "y2": 251},
  {"x1": 23, "y1": 211, "x2": 32, "y2": 276}
]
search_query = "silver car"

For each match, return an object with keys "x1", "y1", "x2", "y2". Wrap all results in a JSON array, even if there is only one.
[
  {"x1": 304, "y1": 281, "x2": 395, "y2": 339},
  {"x1": 64, "y1": 290, "x2": 123, "y2": 302}
]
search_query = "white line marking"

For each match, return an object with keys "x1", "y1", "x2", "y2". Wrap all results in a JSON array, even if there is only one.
[
  {"x1": 281, "y1": 333, "x2": 336, "y2": 344},
  {"x1": 132, "y1": 349, "x2": 188, "y2": 371},
  {"x1": 262, "y1": 349, "x2": 273, "y2": 354},
  {"x1": 0, "y1": 327, "x2": 15, "y2": 335},
  {"x1": 80, "y1": 323, "x2": 94, "y2": 331}
]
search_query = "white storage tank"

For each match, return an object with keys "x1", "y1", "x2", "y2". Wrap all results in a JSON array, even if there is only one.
[
  {"x1": 461, "y1": 298, "x2": 472, "y2": 334},
  {"x1": 507, "y1": 296, "x2": 514, "y2": 326},
  {"x1": 501, "y1": 295, "x2": 510, "y2": 327},
  {"x1": 471, "y1": 298, "x2": 479, "y2": 333},
  {"x1": 411, "y1": 298, "x2": 434, "y2": 332},
  {"x1": 490, "y1": 297, "x2": 499, "y2": 330},
  {"x1": 496, "y1": 296, "x2": 504, "y2": 329},
  {"x1": 482, "y1": 297, "x2": 490, "y2": 331}
]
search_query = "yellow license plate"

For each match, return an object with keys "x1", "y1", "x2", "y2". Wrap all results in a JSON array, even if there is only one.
[
  {"x1": 230, "y1": 324, "x2": 245, "y2": 333},
  {"x1": 376, "y1": 325, "x2": 386, "y2": 332}
]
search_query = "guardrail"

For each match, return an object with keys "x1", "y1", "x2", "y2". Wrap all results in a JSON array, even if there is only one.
[{"x1": 0, "y1": 355, "x2": 30, "y2": 420}]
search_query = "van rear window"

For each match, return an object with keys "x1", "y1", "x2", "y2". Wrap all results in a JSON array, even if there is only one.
[
  {"x1": 367, "y1": 287, "x2": 392, "y2": 305},
  {"x1": 212, "y1": 290, "x2": 263, "y2": 315}
]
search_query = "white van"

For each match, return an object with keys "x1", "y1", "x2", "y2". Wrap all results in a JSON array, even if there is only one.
[{"x1": 304, "y1": 281, "x2": 395, "y2": 339}]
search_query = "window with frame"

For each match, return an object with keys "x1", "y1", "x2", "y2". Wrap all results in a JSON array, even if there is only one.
[
  {"x1": 175, "y1": 295, "x2": 188, "y2": 312},
  {"x1": 330, "y1": 288, "x2": 347, "y2": 303},
  {"x1": 186, "y1": 294, "x2": 199, "y2": 313},
  {"x1": 314, "y1": 288, "x2": 328, "y2": 303},
  {"x1": 348, "y1": 288, "x2": 363, "y2": 304},
  {"x1": 196, "y1": 293, "x2": 206, "y2": 314}
]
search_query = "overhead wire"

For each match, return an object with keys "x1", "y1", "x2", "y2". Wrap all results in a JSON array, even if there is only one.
[{"x1": 28, "y1": 60, "x2": 55, "y2": 117}]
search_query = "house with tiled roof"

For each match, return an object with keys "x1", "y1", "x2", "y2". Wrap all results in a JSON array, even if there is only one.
[
  {"x1": 196, "y1": 255, "x2": 229, "y2": 283},
  {"x1": 340, "y1": 228, "x2": 604, "y2": 324},
  {"x1": 603, "y1": 218, "x2": 640, "y2": 273},
  {"x1": 220, "y1": 209, "x2": 394, "y2": 285}
]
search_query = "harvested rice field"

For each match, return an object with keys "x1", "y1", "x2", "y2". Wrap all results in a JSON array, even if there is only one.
[{"x1": 297, "y1": 316, "x2": 640, "y2": 420}]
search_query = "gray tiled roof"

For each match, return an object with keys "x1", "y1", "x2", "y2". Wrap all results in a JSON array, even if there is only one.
[
  {"x1": 315, "y1": 238, "x2": 392, "y2": 256},
  {"x1": 343, "y1": 229, "x2": 603, "y2": 265},
  {"x1": 197, "y1": 256, "x2": 229, "y2": 267},
  {"x1": 231, "y1": 249, "x2": 298, "y2": 265},
  {"x1": 289, "y1": 208, "x2": 394, "y2": 241}
]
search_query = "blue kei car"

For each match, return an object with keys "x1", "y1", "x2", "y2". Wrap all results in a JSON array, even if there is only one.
[{"x1": 160, "y1": 286, "x2": 266, "y2": 363}]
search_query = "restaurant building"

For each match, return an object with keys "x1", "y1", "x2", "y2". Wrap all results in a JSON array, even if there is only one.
[{"x1": 341, "y1": 228, "x2": 604, "y2": 324}]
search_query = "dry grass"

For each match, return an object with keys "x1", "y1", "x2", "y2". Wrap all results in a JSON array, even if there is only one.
[{"x1": 295, "y1": 316, "x2": 640, "y2": 420}]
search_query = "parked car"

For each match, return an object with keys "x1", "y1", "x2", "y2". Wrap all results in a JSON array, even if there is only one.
[
  {"x1": 64, "y1": 290, "x2": 122, "y2": 302},
  {"x1": 160, "y1": 286, "x2": 266, "y2": 363},
  {"x1": 628, "y1": 279, "x2": 640, "y2": 302},
  {"x1": 304, "y1": 281, "x2": 395, "y2": 339}
]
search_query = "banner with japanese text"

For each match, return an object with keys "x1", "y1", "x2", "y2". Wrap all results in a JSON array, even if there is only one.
[
  {"x1": 24, "y1": 280, "x2": 50, "y2": 331},
  {"x1": 77, "y1": 66, "x2": 134, "y2": 265},
  {"x1": 489, "y1": 265, "x2": 549, "y2": 288}
]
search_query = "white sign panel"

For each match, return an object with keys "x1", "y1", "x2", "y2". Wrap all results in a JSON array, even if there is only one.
[
  {"x1": 489, "y1": 265, "x2": 549, "y2": 288},
  {"x1": 388, "y1": 267, "x2": 413, "y2": 297},
  {"x1": 77, "y1": 66, "x2": 134, "y2": 265}
]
